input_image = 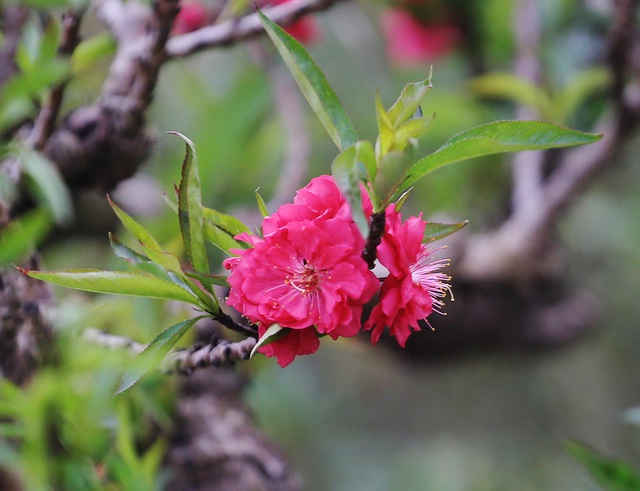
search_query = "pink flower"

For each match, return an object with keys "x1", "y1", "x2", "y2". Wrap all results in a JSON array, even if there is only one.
[
  {"x1": 262, "y1": 174, "x2": 353, "y2": 234},
  {"x1": 365, "y1": 206, "x2": 451, "y2": 347},
  {"x1": 224, "y1": 177, "x2": 379, "y2": 365},
  {"x1": 226, "y1": 218, "x2": 377, "y2": 334},
  {"x1": 380, "y1": 8, "x2": 459, "y2": 67},
  {"x1": 257, "y1": 326, "x2": 320, "y2": 368},
  {"x1": 271, "y1": 0, "x2": 321, "y2": 44},
  {"x1": 172, "y1": 1, "x2": 208, "y2": 35}
]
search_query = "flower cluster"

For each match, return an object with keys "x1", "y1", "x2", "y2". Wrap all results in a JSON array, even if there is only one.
[{"x1": 224, "y1": 176, "x2": 450, "y2": 366}]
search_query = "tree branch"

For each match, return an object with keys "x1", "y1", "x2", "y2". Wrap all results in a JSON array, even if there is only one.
[
  {"x1": 456, "y1": 0, "x2": 640, "y2": 282},
  {"x1": 166, "y1": 0, "x2": 342, "y2": 58},
  {"x1": 510, "y1": 0, "x2": 544, "y2": 214},
  {"x1": 27, "y1": 9, "x2": 84, "y2": 151},
  {"x1": 82, "y1": 326, "x2": 257, "y2": 375}
]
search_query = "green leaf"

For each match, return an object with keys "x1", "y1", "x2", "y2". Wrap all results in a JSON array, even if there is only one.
[
  {"x1": 22, "y1": 269, "x2": 200, "y2": 305},
  {"x1": 250, "y1": 323, "x2": 286, "y2": 358},
  {"x1": 108, "y1": 196, "x2": 163, "y2": 251},
  {"x1": 184, "y1": 270, "x2": 230, "y2": 289},
  {"x1": 71, "y1": 33, "x2": 117, "y2": 74},
  {"x1": 373, "y1": 151, "x2": 412, "y2": 207},
  {"x1": 393, "y1": 187, "x2": 413, "y2": 212},
  {"x1": 255, "y1": 189, "x2": 269, "y2": 218},
  {"x1": 109, "y1": 233, "x2": 151, "y2": 264},
  {"x1": 469, "y1": 72, "x2": 554, "y2": 120},
  {"x1": 117, "y1": 316, "x2": 205, "y2": 393},
  {"x1": 375, "y1": 90, "x2": 395, "y2": 158},
  {"x1": 18, "y1": 145, "x2": 73, "y2": 225},
  {"x1": 258, "y1": 10, "x2": 358, "y2": 150},
  {"x1": 0, "y1": 209, "x2": 52, "y2": 265},
  {"x1": 331, "y1": 144, "x2": 368, "y2": 238},
  {"x1": 566, "y1": 441, "x2": 640, "y2": 491},
  {"x1": 387, "y1": 74, "x2": 433, "y2": 128},
  {"x1": 203, "y1": 219, "x2": 248, "y2": 255},
  {"x1": 391, "y1": 116, "x2": 434, "y2": 152},
  {"x1": 170, "y1": 131, "x2": 209, "y2": 273},
  {"x1": 423, "y1": 220, "x2": 468, "y2": 244},
  {"x1": 402, "y1": 120, "x2": 603, "y2": 189},
  {"x1": 556, "y1": 68, "x2": 611, "y2": 124},
  {"x1": 108, "y1": 196, "x2": 183, "y2": 274},
  {"x1": 109, "y1": 233, "x2": 172, "y2": 279},
  {"x1": 355, "y1": 140, "x2": 377, "y2": 183},
  {"x1": 202, "y1": 207, "x2": 251, "y2": 236}
]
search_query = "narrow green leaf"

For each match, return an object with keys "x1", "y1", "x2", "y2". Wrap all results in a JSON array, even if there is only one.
[
  {"x1": 331, "y1": 144, "x2": 368, "y2": 238},
  {"x1": 556, "y1": 68, "x2": 611, "y2": 123},
  {"x1": 184, "y1": 270, "x2": 230, "y2": 289},
  {"x1": 394, "y1": 187, "x2": 413, "y2": 212},
  {"x1": 109, "y1": 233, "x2": 171, "y2": 279},
  {"x1": 170, "y1": 131, "x2": 209, "y2": 273},
  {"x1": 355, "y1": 140, "x2": 377, "y2": 183},
  {"x1": 109, "y1": 233, "x2": 150, "y2": 264},
  {"x1": 22, "y1": 269, "x2": 200, "y2": 305},
  {"x1": 108, "y1": 196, "x2": 163, "y2": 251},
  {"x1": 255, "y1": 189, "x2": 269, "y2": 218},
  {"x1": 250, "y1": 323, "x2": 285, "y2": 358},
  {"x1": 0, "y1": 208, "x2": 52, "y2": 265},
  {"x1": 203, "y1": 219, "x2": 248, "y2": 254},
  {"x1": 108, "y1": 196, "x2": 183, "y2": 274},
  {"x1": 117, "y1": 316, "x2": 205, "y2": 393},
  {"x1": 391, "y1": 115, "x2": 434, "y2": 152},
  {"x1": 566, "y1": 441, "x2": 640, "y2": 491},
  {"x1": 469, "y1": 72, "x2": 554, "y2": 120},
  {"x1": 373, "y1": 151, "x2": 412, "y2": 207},
  {"x1": 258, "y1": 10, "x2": 358, "y2": 150},
  {"x1": 423, "y1": 220, "x2": 468, "y2": 244},
  {"x1": 387, "y1": 74, "x2": 433, "y2": 128},
  {"x1": 375, "y1": 90, "x2": 394, "y2": 158},
  {"x1": 202, "y1": 207, "x2": 251, "y2": 236},
  {"x1": 18, "y1": 145, "x2": 73, "y2": 225},
  {"x1": 71, "y1": 33, "x2": 117, "y2": 74},
  {"x1": 402, "y1": 120, "x2": 603, "y2": 189}
]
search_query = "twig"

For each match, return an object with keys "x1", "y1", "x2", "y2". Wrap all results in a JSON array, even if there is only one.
[
  {"x1": 96, "y1": 0, "x2": 178, "y2": 129},
  {"x1": 164, "y1": 337, "x2": 257, "y2": 374},
  {"x1": 166, "y1": 0, "x2": 342, "y2": 58},
  {"x1": 214, "y1": 310, "x2": 259, "y2": 338},
  {"x1": 27, "y1": 9, "x2": 85, "y2": 151},
  {"x1": 362, "y1": 211, "x2": 385, "y2": 270},
  {"x1": 510, "y1": 0, "x2": 544, "y2": 214},
  {"x1": 82, "y1": 327, "x2": 257, "y2": 374},
  {"x1": 456, "y1": 0, "x2": 640, "y2": 282},
  {"x1": 0, "y1": 5, "x2": 28, "y2": 87},
  {"x1": 83, "y1": 327, "x2": 146, "y2": 353}
]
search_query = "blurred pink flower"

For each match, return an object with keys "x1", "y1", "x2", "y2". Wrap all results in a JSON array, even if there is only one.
[
  {"x1": 380, "y1": 8, "x2": 459, "y2": 67},
  {"x1": 172, "y1": 1, "x2": 208, "y2": 35},
  {"x1": 271, "y1": 0, "x2": 321, "y2": 44},
  {"x1": 365, "y1": 206, "x2": 451, "y2": 346}
]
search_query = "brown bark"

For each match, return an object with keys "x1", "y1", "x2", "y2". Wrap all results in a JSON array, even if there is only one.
[{"x1": 167, "y1": 366, "x2": 302, "y2": 491}]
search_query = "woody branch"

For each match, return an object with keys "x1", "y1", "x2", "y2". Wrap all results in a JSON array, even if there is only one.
[{"x1": 456, "y1": 0, "x2": 640, "y2": 282}]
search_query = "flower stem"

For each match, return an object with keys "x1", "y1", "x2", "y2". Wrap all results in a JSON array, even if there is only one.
[
  {"x1": 213, "y1": 311, "x2": 259, "y2": 339},
  {"x1": 362, "y1": 211, "x2": 385, "y2": 269}
]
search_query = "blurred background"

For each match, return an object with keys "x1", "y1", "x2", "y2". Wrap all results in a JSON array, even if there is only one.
[{"x1": 10, "y1": 0, "x2": 640, "y2": 489}]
